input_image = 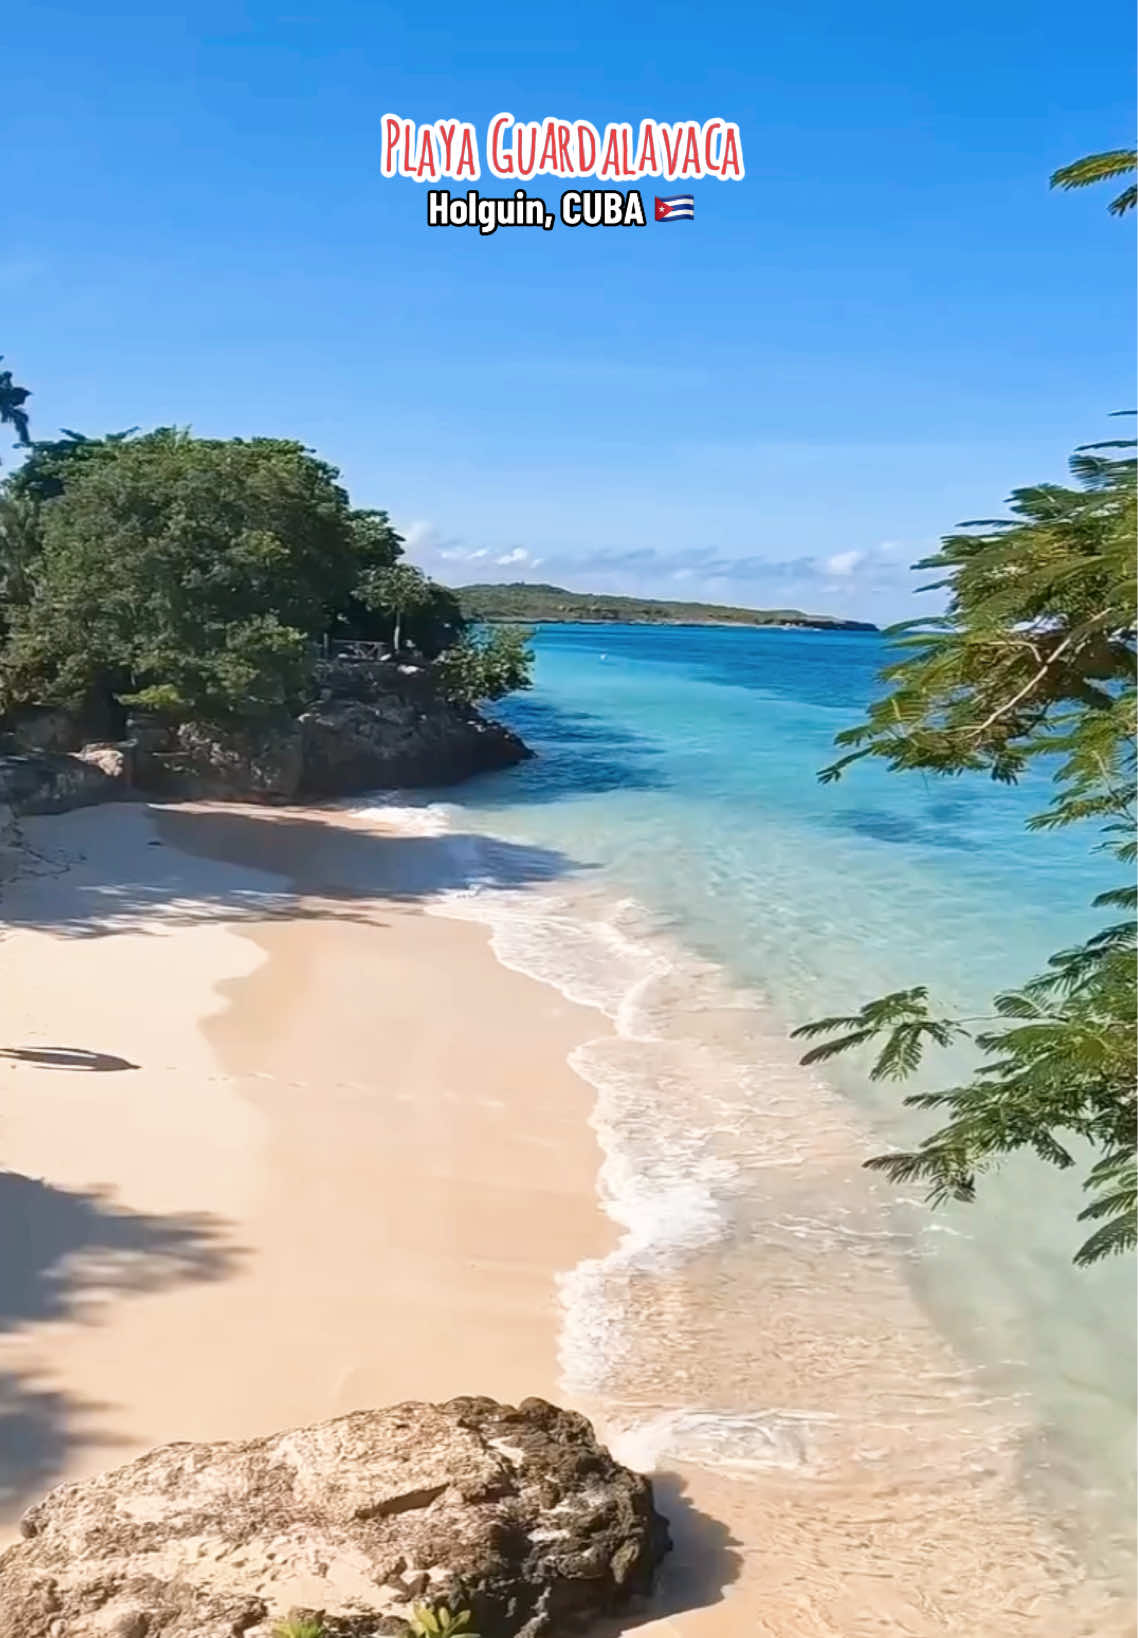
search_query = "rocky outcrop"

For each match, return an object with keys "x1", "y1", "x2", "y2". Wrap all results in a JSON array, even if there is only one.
[
  {"x1": 3, "y1": 699, "x2": 119, "y2": 754},
  {"x1": 298, "y1": 661, "x2": 528, "y2": 797},
  {"x1": 137, "y1": 718, "x2": 305, "y2": 802},
  {"x1": 0, "y1": 663, "x2": 530, "y2": 808},
  {"x1": 74, "y1": 741, "x2": 135, "y2": 783},
  {"x1": 0, "y1": 1397, "x2": 670, "y2": 1638},
  {"x1": 0, "y1": 750, "x2": 129, "y2": 816}
]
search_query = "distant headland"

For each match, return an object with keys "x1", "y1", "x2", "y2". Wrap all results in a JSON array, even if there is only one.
[{"x1": 453, "y1": 581, "x2": 879, "y2": 632}]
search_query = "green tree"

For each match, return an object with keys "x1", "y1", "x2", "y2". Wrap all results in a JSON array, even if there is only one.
[
  {"x1": 0, "y1": 494, "x2": 43, "y2": 627},
  {"x1": 1, "y1": 428, "x2": 363, "y2": 722},
  {"x1": 344, "y1": 507, "x2": 404, "y2": 580},
  {"x1": 6, "y1": 428, "x2": 139, "y2": 503},
  {"x1": 356, "y1": 561, "x2": 435, "y2": 654},
  {"x1": 793, "y1": 432, "x2": 1136, "y2": 1265},
  {"x1": 329, "y1": 521, "x2": 464, "y2": 658},
  {"x1": 0, "y1": 358, "x2": 31, "y2": 453},
  {"x1": 1051, "y1": 148, "x2": 1137, "y2": 217},
  {"x1": 433, "y1": 625, "x2": 534, "y2": 704}
]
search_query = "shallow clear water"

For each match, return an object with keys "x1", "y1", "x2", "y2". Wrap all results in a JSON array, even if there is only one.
[{"x1": 363, "y1": 623, "x2": 1136, "y2": 1620}]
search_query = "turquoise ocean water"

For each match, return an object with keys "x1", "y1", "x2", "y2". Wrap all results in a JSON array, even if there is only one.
[{"x1": 360, "y1": 623, "x2": 1135, "y2": 1620}]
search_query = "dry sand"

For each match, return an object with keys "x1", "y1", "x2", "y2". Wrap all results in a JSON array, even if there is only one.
[
  {"x1": 0, "y1": 800, "x2": 607, "y2": 1505},
  {"x1": 0, "y1": 800, "x2": 1128, "y2": 1638}
]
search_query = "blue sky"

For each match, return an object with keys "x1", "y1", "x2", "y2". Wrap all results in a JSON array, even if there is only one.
[{"x1": 5, "y1": 0, "x2": 1134, "y2": 622}]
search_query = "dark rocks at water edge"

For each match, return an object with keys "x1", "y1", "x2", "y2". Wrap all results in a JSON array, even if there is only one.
[
  {"x1": 0, "y1": 659, "x2": 531, "y2": 811},
  {"x1": 296, "y1": 659, "x2": 528, "y2": 797},
  {"x1": 0, "y1": 1396, "x2": 671, "y2": 1638}
]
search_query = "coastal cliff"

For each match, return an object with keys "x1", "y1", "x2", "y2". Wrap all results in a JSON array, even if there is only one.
[
  {"x1": 0, "y1": 1397, "x2": 670, "y2": 1637},
  {"x1": 0, "y1": 660, "x2": 529, "y2": 813}
]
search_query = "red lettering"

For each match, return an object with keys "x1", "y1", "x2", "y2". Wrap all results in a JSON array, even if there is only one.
[
  {"x1": 436, "y1": 120, "x2": 457, "y2": 175},
  {"x1": 489, "y1": 113, "x2": 514, "y2": 176},
  {"x1": 702, "y1": 120, "x2": 722, "y2": 175},
  {"x1": 456, "y1": 126, "x2": 478, "y2": 179},
  {"x1": 636, "y1": 120, "x2": 659, "y2": 175},
  {"x1": 599, "y1": 126, "x2": 623, "y2": 179},
  {"x1": 382, "y1": 115, "x2": 403, "y2": 176},
  {"x1": 660, "y1": 123, "x2": 684, "y2": 176},
  {"x1": 679, "y1": 126, "x2": 701, "y2": 177},
  {"x1": 556, "y1": 122, "x2": 572, "y2": 175},
  {"x1": 538, "y1": 121, "x2": 561, "y2": 173},
  {"x1": 719, "y1": 124, "x2": 743, "y2": 179},
  {"x1": 574, "y1": 121, "x2": 598, "y2": 174},
  {"x1": 515, "y1": 122, "x2": 538, "y2": 178},
  {"x1": 619, "y1": 126, "x2": 633, "y2": 177},
  {"x1": 415, "y1": 128, "x2": 438, "y2": 180}
]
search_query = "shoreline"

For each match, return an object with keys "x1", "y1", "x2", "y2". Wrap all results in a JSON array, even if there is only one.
[
  {"x1": 0, "y1": 798, "x2": 1131, "y2": 1635},
  {"x1": 471, "y1": 617, "x2": 878, "y2": 633}
]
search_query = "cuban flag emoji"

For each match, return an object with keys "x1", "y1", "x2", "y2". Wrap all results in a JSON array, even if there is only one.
[{"x1": 654, "y1": 194, "x2": 695, "y2": 221}]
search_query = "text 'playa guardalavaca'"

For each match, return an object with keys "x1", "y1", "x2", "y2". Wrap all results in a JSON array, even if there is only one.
[{"x1": 381, "y1": 115, "x2": 745, "y2": 183}]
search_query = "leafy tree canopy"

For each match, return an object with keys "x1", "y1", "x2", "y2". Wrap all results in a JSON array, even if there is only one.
[
  {"x1": 433, "y1": 625, "x2": 535, "y2": 704},
  {"x1": 0, "y1": 494, "x2": 41, "y2": 631},
  {"x1": 348, "y1": 559, "x2": 464, "y2": 658},
  {"x1": 0, "y1": 415, "x2": 529, "y2": 726},
  {"x1": 794, "y1": 431, "x2": 1136, "y2": 1264},
  {"x1": 0, "y1": 358, "x2": 32, "y2": 455},
  {"x1": 2, "y1": 429, "x2": 392, "y2": 721},
  {"x1": 356, "y1": 561, "x2": 433, "y2": 654},
  {"x1": 6, "y1": 428, "x2": 140, "y2": 503},
  {"x1": 1051, "y1": 148, "x2": 1137, "y2": 217}
]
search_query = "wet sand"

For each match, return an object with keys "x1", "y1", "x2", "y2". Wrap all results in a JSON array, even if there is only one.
[{"x1": 0, "y1": 800, "x2": 1130, "y2": 1636}]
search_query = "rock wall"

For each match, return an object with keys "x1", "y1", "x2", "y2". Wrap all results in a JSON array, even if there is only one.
[
  {"x1": 0, "y1": 750, "x2": 129, "y2": 817},
  {"x1": 134, "y1": 661, "x2": 528, "y2": 801},
  {"x1": 3, "y1": 698, "x2": 119, "y2": 754},
  {"x1": 137, "y1": 718, "x2": 305, "y2": 802},
  {"x1": 0, "y1": 662, "x2": 530, "y2": 810},
  {"x1": 298, "y1": 661, "x2": 529, "y2": 797},
  {"x1": 0, "y1": 1396, "x2": 670, "y2": 1638}
]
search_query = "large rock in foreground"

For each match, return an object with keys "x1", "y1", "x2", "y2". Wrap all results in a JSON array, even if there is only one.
[{"x1": 0, "y1": 1397, "x2": 670, "y2": 1638}]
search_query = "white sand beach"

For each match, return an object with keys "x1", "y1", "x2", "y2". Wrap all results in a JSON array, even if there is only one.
[
  {"x1": 0, "y1": 800, "x2": 1130, "y2": 1638},
  {"x1": 0, "y1": 800, "x2": 610, "y2": 1492}
]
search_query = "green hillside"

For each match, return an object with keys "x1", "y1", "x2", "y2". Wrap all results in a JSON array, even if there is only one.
[{"x1": 453, "y1": 581, "x2": 877, "y2": 632}]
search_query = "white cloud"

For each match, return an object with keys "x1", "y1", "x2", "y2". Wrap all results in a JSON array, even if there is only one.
[
  {"x1": 391, "y1": 518, "x2": 929, "y2": 621},
  {"x1": 438, "y1": 545, "x2": 488, "y2": 561},
  {"x1": 823, "y1": 550, "x2": 864, "y2": 577},
  {"x1": 401, "y1": 520, "x2": 444, "y2": 554}
]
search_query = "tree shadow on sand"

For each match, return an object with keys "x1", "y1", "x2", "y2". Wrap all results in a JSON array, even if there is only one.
[
  {"x1": 0, "y1": 1369, "x2": 119, "y2": 1517},
  {"x1": 1, "y1": 1047, "x2": 139, "y2": 1072},
  {"x1": 2, "y1": 804, "x2": 586, "y2": 940},
  {"x1": 0, "y1": 1169, "x2": 241, "y2": 1513}
]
